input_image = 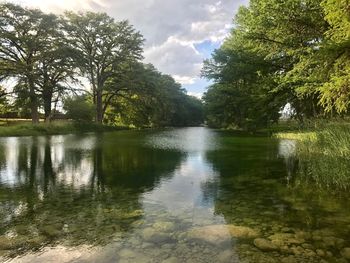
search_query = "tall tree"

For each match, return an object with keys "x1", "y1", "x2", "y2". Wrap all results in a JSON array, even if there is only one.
[
  {"x1": 0, "y1": 3, "x2": 59, "y2": 123},
  {"x1": 63, "y1": 12, "x2": 144, "y2": 123},
  {"x1": 37, "y1": 31, "x2": 79, "y2": 122}
]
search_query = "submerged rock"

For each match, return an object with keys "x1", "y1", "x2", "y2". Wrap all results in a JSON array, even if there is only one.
[
  {"x1": 316, "y1": 249, "x2": 326, "y2": 257},
  {"x1": 161, "y1": 257, "x2": 178, "y2": 263},
  {"x1": 186, "y1": 224, "x2": 259, "y2": 246},
  {"x1": 268, "y1": 233, "x2": 304, "y2": 246},
  {"x1": 123, "y1": 210, "x2": 144, "y2": 219},
  {"x1": 281, "y1": 256, "x2": 298, "y2": 263},
  {"x1": 217, "y1": 249, "x2": 234, "y2": 262},
  {"x1": 228, "y1": 225, "x2": 260, "y2": 238},
  {"x1": 119, "y1": 248, "x2": 137, "y2": 258},
  {"x1": 41, "y1": 225, "x2": 61, "y2": 238},
  {"x1": 322, "y1": 236, "x2": 344, "y2": 249},
  {"x1": 290, "y1": 246, "x2": 304, "y2": 256},
  {"x1": 141, "y1": 228, "x2": 173, "y2": 244},
  {"x1": 27, "y1": 236, "x2": 46, "y2": 247},
  {"x1": 341, "y1": 247, "x2": 350, "y2": 260},
  {"x1": 15, "y1": 225, "x2": 29, "y2": 235},
  {"x1": 186, "y1": 225, "x2": 231, "y2": 246},
  {"x1": 118, "y1": 248, "x2": 152, "y2": 263},
  {"x1": 253, "y1": 238, "x2": 278, "y2": 251},
  {"x1": 0, "y1": 236, "x2": 27, "y2": 250},
  {"x1": 153, "y1": 222, "x2": 175, "y2": 232},
  {"x1": 0, "y1": 236, "x2": 13, "y2": 250}
]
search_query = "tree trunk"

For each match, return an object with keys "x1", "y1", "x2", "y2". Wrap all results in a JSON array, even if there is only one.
[
  {"x1": 28, "y1": 76, "x2": 39, "y2": 124},
  {"x1": 43, "y1": 88, "x2": 53, "y2": 123},
  {"x1": 96, "y1": 89, "x2": 103, "y2": 124}
]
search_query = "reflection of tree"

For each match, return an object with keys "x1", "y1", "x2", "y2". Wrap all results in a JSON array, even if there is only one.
[
  {"x1": 0, "y1": 134, "x2": 183, "y2": 256},
  {"x1": 43, "y1": 137, "x2": 56, "y2": 195},
  {"x1": 203, "y1": 137, "x2": 350, "y2": 244},
  {"x1": 202, "y1": 138, "x2": 292, "y2": 226}
]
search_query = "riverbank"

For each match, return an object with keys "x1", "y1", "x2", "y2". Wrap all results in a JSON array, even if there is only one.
[
  {"x1": 0, "y1": 120, "x2": 128, "y2": 137},
  {"x1": 273, "y1": 122, "x2": 350, "y2": 155},
  {"x1": 274, "y1": 122, "x2": 350, "y2": 191}
]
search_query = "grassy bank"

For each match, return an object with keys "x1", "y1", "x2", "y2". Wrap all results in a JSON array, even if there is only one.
[
  {"x1": 0, "y1": 120, "x2": 128, "y2": 137},
  {"x1": 274, "y1": 121, "x2": 350, "y2": 191}
]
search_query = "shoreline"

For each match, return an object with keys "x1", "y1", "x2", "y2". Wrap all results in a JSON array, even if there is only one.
[{"x1": 0, "y1": 122, "x2": 129, "y2": 138}]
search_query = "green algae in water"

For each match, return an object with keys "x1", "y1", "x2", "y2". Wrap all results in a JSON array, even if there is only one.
[{"x1": 0, "y1": 128, "x2": 349, "y2": 262}]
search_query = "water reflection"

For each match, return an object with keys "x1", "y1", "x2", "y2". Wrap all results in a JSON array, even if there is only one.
[
  {"x1": 277, "y1": 139, "x2": 297, "y2": 184},
  {"x1": 0, "y1": 132, "x2": 184, "y2": 260},
  {"x1": 0, "y1": 128, "x2": 349, "y2": 263}
]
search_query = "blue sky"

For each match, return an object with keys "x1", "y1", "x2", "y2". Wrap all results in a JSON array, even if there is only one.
[
  {"x1": 9, "y1": 0, "x2": 248, "y2": 98},
  {"x1": 183, "y1": 40, "x2": 221, "y2": 97}
]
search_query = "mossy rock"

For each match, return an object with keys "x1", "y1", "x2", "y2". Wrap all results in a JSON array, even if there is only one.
[
  {"x1": 253, "y1": 238, "x2": 278, "y2": 251},
  {"x1": 41, "y1": 225, "x2": 62, "y2": 238},
  {"x1": 27, "y1": 236, "x2": 47, "y2": 247},
  {"x1": 0, "y1": 236, "x2": 26, "y2": 250},
  {"x1": 153, "y1": 222, "x2": 175, "y2": 232}
]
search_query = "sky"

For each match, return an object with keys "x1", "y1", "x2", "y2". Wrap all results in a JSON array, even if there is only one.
[{"x1": 7, "y1": 0, "x2": 248, "y2": 98}]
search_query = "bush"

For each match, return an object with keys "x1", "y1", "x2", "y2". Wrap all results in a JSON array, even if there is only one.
[{"x1": 64, "y1": 96, "x2": 95, "y2": 122}]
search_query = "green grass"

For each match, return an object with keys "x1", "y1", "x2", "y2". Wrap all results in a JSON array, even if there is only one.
[
  {"x1": 274, "y1": 121, "x2": 350, "y2": 191},
  {"x1": 0, "y1": 120, "x2": 128, "y2": 137},
  {"x1": 274, "y1": 131, "x2": 317, "y2": 141},
  {"x1": 274, "y1": 122, "x2": 350, "y2": 157}
]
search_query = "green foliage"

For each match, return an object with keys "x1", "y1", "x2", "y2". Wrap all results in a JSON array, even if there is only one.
[
  {"x1": 0, "y1": 3, "x2": 65, "y2": 123},
  {"x1": 64, "y1": 96, "x2": 95, "y2": 122},
  {"x1": 63, "y1": 11, "x2": 144, "y2": 123},
  {"x1": 202, "y1": 35, "x2": 282, "y2": 130},
  {"x1": 0, "y1": 3, "x2": 202, "y2": 128},
  {"x1": 278, "y1": 122, "x2": 350, "y2": 190},
  {"x1": 105, "y1": 64, "x2": 203, "y2": 127},
  {"x1": 203, "y1": 0, "x2": 350, "y2": 130}
]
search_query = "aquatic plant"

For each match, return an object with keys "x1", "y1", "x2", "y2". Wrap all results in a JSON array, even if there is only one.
[{"x1": 277, "y1": 123, "x2": 350, "y2": 191}]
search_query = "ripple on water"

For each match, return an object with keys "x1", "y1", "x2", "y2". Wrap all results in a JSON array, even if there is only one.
[{"x1": 145, "y1": 127, "x2": 219, "y2": 153}]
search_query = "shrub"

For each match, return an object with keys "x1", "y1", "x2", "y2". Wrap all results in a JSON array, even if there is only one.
[{"x1": 64, "y1": 96, "x2": 95, "y2": 122}]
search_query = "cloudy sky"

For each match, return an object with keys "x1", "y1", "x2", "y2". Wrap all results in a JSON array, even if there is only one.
[{"x1": 8, "y1": 0, "x2": 248, "y2": 97}]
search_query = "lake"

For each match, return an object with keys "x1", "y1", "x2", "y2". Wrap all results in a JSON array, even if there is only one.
[{"x1": 0, "y1": 127, "x2": 349, "y2": 262}]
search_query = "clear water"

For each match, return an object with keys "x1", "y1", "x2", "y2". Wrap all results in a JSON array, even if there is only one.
[{"x1": 0, "y1": 127, "x2": 349, "y2": 263}]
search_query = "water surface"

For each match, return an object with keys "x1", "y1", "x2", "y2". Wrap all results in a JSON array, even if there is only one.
[{"x1": 0, "y1": 128, "x2": 349, "y2": 262}]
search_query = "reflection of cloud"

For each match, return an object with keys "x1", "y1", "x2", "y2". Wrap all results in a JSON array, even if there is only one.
[
  {"x1": 146, "y1": 127, "x2": 218, "y2": 153},
  {"x1": 278, "y1": 139, "x2": 296, "y2": 159},
  {"x1": 143, "y1": 128, "x2": 224, "y2": 225},
  {"x1": 0, "y1": 135, "x2": 96, "y2": 189},
  {"x1": 278, "y1": 139, "x2": 297, "y2": 180},
  {"x1": 143, "y1": 153, "x2": 220, "y2": 216}
]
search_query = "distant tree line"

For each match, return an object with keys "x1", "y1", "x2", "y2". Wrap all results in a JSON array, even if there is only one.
[
  {"x1": 0, "y1": 3, "x2": 203, "y2": 127},
  {"x1": 202, "y1": 0, "x2": 350, "y2": 130}
]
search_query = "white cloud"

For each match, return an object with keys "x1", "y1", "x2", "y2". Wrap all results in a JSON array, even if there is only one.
[
  {"x1": 144, "y1": 37, "x2": 202, "y2": 83},
  {"x1": 173, "y1": 76, "x2": 197, "y2": 85},
  {"x1": 188, "y1": 91, "x2": 203, "y2": 99},
  {"x1": 6, "y1": 0, "x2": 248, "y2": 86},
  {"x1": 9, "y1": 0, "x2": 106, "y2": 13}
]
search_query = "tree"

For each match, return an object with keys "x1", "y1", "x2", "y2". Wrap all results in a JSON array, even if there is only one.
[
  {"x1": 0, "y1": 3, "x2": 60, "y2": 123},
  {"x1": 104, "y1": 63, "x2": 203, "y2": 128},
  {"x1": 202, "y1": 0, "x2": 350, "y2": 129},
  {"x1": 63, "y1": 11, "x2": 144, "y2": 123},
  {"x1": 64, "y1": 95, "x2": 95, "y2": 122},
  {"x1": 37, "y1": 24, "x2": 79, "y2": 122},
  {"x1": 317, "y1": 0, "x2": 350, "y2": 113},
  {"x1": 202, "y1": 39, "x2": 281, "y2": 130}
]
